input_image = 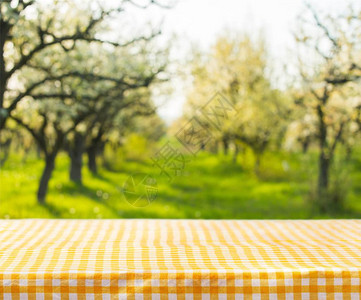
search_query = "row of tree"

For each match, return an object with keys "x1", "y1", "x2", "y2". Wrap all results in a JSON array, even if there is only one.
[
  {"x1": 0, "y1": 1, "x2": 360, "y2": 211},
  {"x1": 0, "y1": 0, "x2": 169, "y2": 203},
  {"x1": 176, "y1": 3, "x2": 361, "y2": 210}
]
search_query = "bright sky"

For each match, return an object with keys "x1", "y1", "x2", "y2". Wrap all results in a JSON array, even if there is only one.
[{"x1": 122, "y1": 0, "x2": 351, "y2": 124}]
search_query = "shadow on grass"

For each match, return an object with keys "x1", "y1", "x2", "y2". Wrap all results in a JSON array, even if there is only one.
[
  {"x1": 42, "y1": 202, "x2": 62, "y2": 218},
  {"x1": 57, "y1": 181, "x2": 124, "y2": 217},
  {"x1": 102, "y1": 158, "x2": 152, "y2": 174},
  {"x1": 339, "y1": 208, "x2": 361, "y2": 219}
]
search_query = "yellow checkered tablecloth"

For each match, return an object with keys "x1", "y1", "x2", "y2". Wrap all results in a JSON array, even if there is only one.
[{"x1": 0, "y1": 220, "x2": 360, "y2": 299}]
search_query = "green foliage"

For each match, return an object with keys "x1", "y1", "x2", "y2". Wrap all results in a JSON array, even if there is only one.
[
  {"x1": 307, "y1": 149, "x2": 355, "y2": 213},
  {"x1": 122, "y1": 134, "x2": 152, "y2": 161},
  {"x1": 1, "y1": 148, "x2": 360, "y2": 219},
  {"x1": 102, "y1": 134, "x2": 157, "y2": 170},
  {"x1": 1, "y1": 0, "x2": 360, "y2": 213}
]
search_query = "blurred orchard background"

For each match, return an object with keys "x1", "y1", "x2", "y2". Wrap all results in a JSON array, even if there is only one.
[{"x1": 0, "y1": 0, "x2": 360, "y2": 219}]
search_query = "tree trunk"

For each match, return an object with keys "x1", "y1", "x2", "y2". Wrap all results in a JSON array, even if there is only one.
[
  {"x1": 0, "y1": 138, "x2": 11, "y2": 167},
  {"x1": 222, "y1": 137, "x2": 229, "y2": 155},
  {"x1": 255, "y1": 155, "x2": 261, "y2": 176},
  {"x1": 37, "y1": 154, "x2": 56, "y2": 204},
  {"x1": 317, "y1": 152, "x2": 330, "y2": 194},
  {"x1": 0, "y1": 20, "x2": 10, "y2": 131},
  {"x1": 345, "y1": 144, "x2": 352, "y2": 161},
  {"x1": 316, "y1": 102, "x2": 329, "y2": 208},
  {"x1": 36, "y1": 144, "x2": 42, "y2": 159},
  {"x1": 233, "y1": 143, "x2": 239, "y2": 164},
  {"x1": 98, "y1": 141, "x2": 106, "y2": 159},
  {"x1": 302, "y1": 137, "x2": 310, "y2": 154},
  {"x1": 210, "y1": 140, "x2": 218, "y2": 154},
  {"x1": 21, "y1": 145, "x2": 31, "y2": 164},
  {"x1": 69, "y1": 133, "x2": 85, "y2": 184},
  {"x1": 87, "y1": 146, "x2": 98, "y2": 175}
]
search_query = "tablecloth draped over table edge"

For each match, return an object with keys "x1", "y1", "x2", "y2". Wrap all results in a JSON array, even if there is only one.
[{"x1": 0, "y1": 219, "x2": 360, "y2": 299}]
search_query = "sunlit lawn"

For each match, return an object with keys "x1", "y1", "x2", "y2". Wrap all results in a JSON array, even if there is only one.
[{"x1": 0, "y1": 147, "x2": 360, "y2": 219}]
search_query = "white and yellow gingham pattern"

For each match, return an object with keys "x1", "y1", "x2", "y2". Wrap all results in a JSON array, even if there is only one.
[{"x1": 0, "y1": 219, "x2": 360, "y2": 299}]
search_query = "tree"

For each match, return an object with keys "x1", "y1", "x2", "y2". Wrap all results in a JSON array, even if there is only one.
[
  {"x1": 295, "y1": 3, "x2": 361, "y2": 209},
  {"x1": 234, "y1": 89, "x2": 289, "y2": 173},
  {"x1": 1, "y1": 0, "x2": 171, "y2": 202},
  {"x1": 0, "y1": 0, "x2": 164, "y2": 130},
  {"x1": 83, "y1": 86, "x2": 161, "y2": 176},
  {"x1": 11, "y1": 94, "x2": 90, "y2": 203},
  {"x1": 62, "y1": 42, "x2": 168, "y2": 179},
  {"x1": 184, "y1": 33, "x2": 290, "y2": 171},
  {"x1": 9, "y1": 36, "x2": 167, "y2": 201}
]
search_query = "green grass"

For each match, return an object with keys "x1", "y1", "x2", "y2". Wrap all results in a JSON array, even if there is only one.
[{"x1": 0, "y1": 147, "x2": 360, "y2": 219}]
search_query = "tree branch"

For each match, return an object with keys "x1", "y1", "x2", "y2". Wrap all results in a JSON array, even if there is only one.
[
  {"x1": 306, "y1": 3, "x2": 339, "y2": 49},
  {"x1": 9, "y1": 115, "x2": 47, "y2": 154},
  {"x1": 6, "y1": 6, "x2": 160, "y2": 81}
]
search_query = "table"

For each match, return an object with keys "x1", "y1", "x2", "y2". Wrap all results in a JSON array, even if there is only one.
[{"x1": 0, "y1": 219, "x2": 360, "y2": 299}]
